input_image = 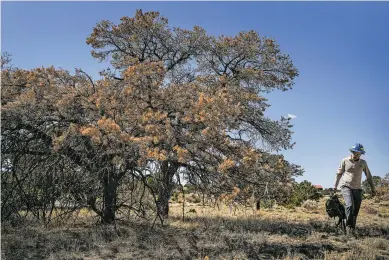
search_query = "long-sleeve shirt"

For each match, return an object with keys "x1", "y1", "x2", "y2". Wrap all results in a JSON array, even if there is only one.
[{"x1": 335, "y1": 156, "x2": 373, "y2": 190}]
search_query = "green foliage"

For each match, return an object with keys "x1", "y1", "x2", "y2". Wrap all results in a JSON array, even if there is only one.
[
  {"x1": 183, "y1": 184, "x2": 197, "y2": 194},
  {"x1": 362, "y1": 175, "x2": 383, "y2": 194},
  {"x1": 382, "y1": 173, "x2": 389, "y2": 187},
  {"x1": 286, "y1": 180, "x2": 323, "y2": 207},
  {"x1": 261, "y1": 199, "x2": 275, "y2": 209}
]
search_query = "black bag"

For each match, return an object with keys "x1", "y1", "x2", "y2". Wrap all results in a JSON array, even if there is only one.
[
  {"x1": 326, "y1": 194, "x2": 345, "y2": 218},
  {"x1": 325, "y1": 194, "x2": 346, "y2": 231}
]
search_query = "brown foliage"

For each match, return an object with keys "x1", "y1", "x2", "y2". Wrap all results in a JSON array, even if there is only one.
[{"x1": 2, "y1": 9, "x2": 302, "y2": 224}]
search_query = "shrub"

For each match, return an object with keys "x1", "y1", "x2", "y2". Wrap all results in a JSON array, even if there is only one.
[
  {"x1": 302, "y1": 200, "x2": 318, "y2": 210},
  {"x1": 186, "y1": 193, "x2": 201, "y2": 203},
  {"x1": 284, "y1": 180, "x2": 323, "y2": 207}
]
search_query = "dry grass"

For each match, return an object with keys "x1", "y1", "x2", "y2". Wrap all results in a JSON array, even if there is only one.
[
  {"x1": 2, "y1": 198, "x2": 389, "y2": 260},
  {"x1": 302, "y1": 200, "x2": 319, "y2": 210}
]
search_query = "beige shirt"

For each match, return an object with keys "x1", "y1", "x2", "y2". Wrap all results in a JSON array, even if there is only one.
[{"x1": 336, "y1": 156, "x2": 372, "y2": 189}]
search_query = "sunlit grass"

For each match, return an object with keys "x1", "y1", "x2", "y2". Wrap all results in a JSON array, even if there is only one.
[{"x1": 2, "y1": 197, "x2": 389, "y2": 260}]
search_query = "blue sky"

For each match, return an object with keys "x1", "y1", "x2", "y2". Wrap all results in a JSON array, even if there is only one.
[{"x1": 2, "y1": 2, "x2": 389, "y2": 188}]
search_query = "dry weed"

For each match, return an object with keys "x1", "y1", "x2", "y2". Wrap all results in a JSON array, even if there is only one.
[{"x1": 2, "y1": 198, "x2": 389, "y2": 260}]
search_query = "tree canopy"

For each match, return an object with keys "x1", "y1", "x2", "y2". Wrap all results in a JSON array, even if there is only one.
[{"x1": 1, "y1": 10, "x2": 302, "y2": 224}]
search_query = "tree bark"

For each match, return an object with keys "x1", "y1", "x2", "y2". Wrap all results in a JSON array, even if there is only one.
[
  {"x1": 256, "y1": 200, "x2": 261, "y2": 211},
  {"x1": 102, "y1": 168, "x2": 118, "y2": 224},
  {"x1": 156, "y1": 161, "x2": 178, "y2": 219}
]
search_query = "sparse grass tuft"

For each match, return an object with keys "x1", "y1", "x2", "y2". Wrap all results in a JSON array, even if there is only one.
[
  {"x1": 302, "y1": 199, "x2": 319, "y2": 210},
  {"x1": 364, "y1": 205, "x2": 379, "y2": 215}
]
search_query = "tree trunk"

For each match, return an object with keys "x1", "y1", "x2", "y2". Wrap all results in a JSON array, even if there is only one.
[
  {"x1": 156, "y1": 161, "x2": 178, "y2": 219},
  {"x1": 256, "y1": 200, "x2": 261, "y2": 211},
  {"x1": 102, "y1": 169, "x2": 117, "y2": 224}
]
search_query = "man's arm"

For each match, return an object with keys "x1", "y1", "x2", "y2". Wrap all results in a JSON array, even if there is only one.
[
  {"x1": 364, "y1": 162, "x2": 376, "y2": 196},
  {"x1": 334, "y1": 159, "x2": 345, "y2": 189}
]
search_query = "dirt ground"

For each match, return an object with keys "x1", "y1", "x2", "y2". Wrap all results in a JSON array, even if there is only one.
[{"x1": 2, "y1": 198, "x2": 389, "y2": 260}]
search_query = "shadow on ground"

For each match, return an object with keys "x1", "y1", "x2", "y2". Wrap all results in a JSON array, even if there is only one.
[{"x1": 2, "y1": 215, "x2": 389, "y2": 260}]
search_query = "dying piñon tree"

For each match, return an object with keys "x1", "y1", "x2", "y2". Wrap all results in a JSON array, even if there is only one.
[{"x1": 2, "y1": 10, "x2": 302, "y2": 224}]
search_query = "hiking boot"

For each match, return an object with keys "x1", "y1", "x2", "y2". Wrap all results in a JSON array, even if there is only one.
[{"x1": 346, "y1": 226, "x2": 357, "y2": 238}]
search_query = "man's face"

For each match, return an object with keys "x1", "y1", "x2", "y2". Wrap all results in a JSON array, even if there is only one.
[{"x1": 351, "y1": 151, "x2": 362, "y2": 160}]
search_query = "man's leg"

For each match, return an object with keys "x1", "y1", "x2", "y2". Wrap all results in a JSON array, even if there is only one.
[
  {"x1": 352, "y1": 189, "x2": 363, "y2": 229},
  {"x1": 341, "y1": 186, "x2": 354, "y2": 227}
]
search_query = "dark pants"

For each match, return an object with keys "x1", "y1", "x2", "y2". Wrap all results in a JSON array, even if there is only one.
[{"x1": 341, "y1": 186, "x2": 362, "y2": 228}]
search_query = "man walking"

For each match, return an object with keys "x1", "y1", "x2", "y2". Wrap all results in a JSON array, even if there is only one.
[{"x1": 334, "y1": 143, "x2": 376, "y2": 236}]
